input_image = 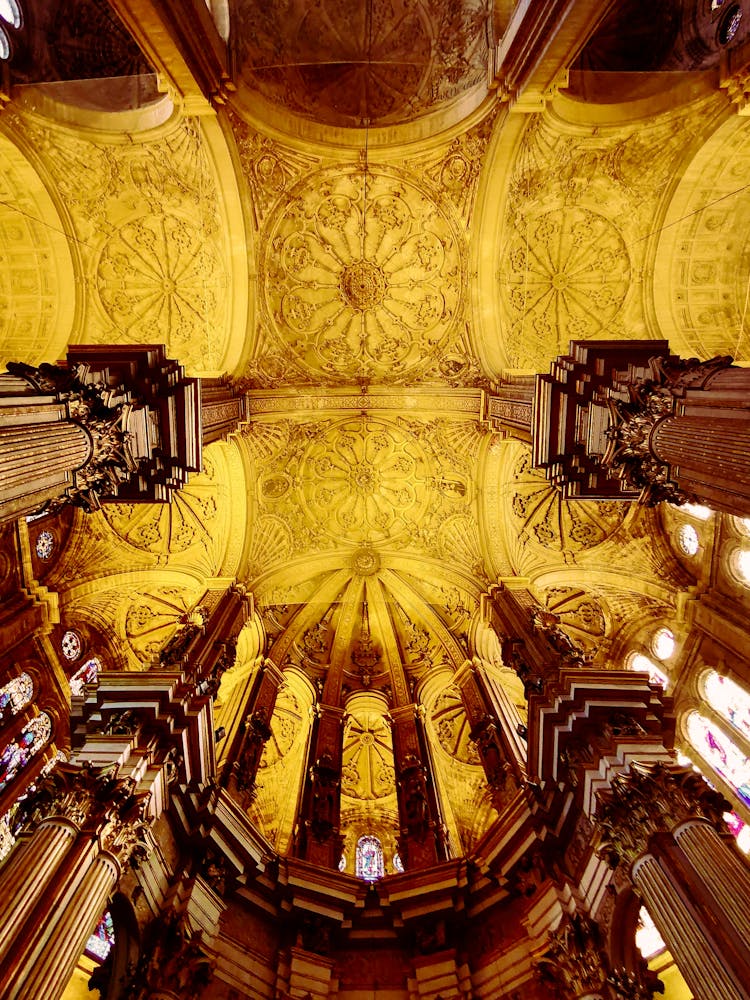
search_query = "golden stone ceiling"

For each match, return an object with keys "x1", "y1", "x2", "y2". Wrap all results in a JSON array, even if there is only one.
[{"x1": 4, "y1": 9, "x2": 750, "y2": 845}]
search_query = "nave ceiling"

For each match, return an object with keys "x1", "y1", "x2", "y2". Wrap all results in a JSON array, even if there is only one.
[{"x1": 2, "y1": 0, "x2": 750, "y2": 851}]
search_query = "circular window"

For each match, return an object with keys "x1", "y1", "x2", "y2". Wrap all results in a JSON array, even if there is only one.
[
  {"x1": 651, "y1": 627, "x2": 675, "y2": 661},
  {"x1": 677, "y1": 524, "x2": 699, "y2": 555},
  {"x1": 735, "y1": 516, "x2": 750, "y2": 536},
  {"x1": 61, "y1": 630, "x2": 82, "y2": 661},
  {"x1": 718, "y1": 4, "x2": 742, "y2": 44},
  {"x1": 731, "y1": 548, "x2": 750, "y2": 585},
  {"x1": 0, "y1": 0, "x2": 21, "y2": 28},
  {"x1": 35, "y1": 530, "x2": 54, "y2": 561}
]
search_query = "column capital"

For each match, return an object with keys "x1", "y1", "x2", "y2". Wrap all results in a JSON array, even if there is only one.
[
  {"x1": 16, "y1": 760, "x2": 150, "y2": 834},
  {"x1": 594, "y1": 761, "x2": 730, "y2": 868},
  {"x1": 535, "y1": 912, "x2": 608, "y2": 999}
]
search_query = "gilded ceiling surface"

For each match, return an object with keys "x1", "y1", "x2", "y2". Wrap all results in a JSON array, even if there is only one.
[
  {"x1": 261, "y1": 166, "x2": 464, "y2": 382},
  {"x1": 3, "y1": 19, "x2": 750, "y2": 850},
  {"x1": 232, "y1": 0, "x2": 491, "y2": 129}
]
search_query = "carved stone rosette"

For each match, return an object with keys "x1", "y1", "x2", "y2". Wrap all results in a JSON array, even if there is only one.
[{"x1": 593, "y1": 761, "x2": 730, "y2": 868}]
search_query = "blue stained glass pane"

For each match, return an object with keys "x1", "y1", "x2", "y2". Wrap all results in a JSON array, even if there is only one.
[
  {"x1": 356, "y1": 835, "x2": 384, "y2": 881},
  {"x1": 687, "y1": 712, "x2": 750, "y2": 807},
  {"x1": 85, "y1": 910, "x2": 115, "y2": 962},
  {"x1": 0, "y1": 714, "x2": 52, "y2": 793}
]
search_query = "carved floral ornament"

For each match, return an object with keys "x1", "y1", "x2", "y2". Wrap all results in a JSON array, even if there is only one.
[
  {"x1": 16, "y1": 761, "x2": 150, "y2": 859},
  {"x1": 535, "y1": 911, "x2": 663, "y2": 1000},
  {"x1": 498, "y1": 207, "x2": 631, "y2": 370},
  {"x1": 295, "y1": 415, "x2": 432, "y2": 545},
  {"x1": 102, "y1": 454, "x2": 220, "y2": 555},
  {"x1": 260, "y1": 166, "x2": 464, "y2": 383},
  {"x1": 593, "y1": 761, "x2": 731, "y2": 868},
  {"x1": 96, "y1": 213, "x2": 226, "y2": 364},
  {"x1": 509, "y1": 447, "x2": 626, "y2": 552}
]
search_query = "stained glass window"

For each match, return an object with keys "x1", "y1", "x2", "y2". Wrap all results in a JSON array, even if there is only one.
[
  {"x1": 628, "y1": 653, "x2": 668, "y2": 688},
  {"x1": 0, "y1": 23, "x2": 8, "y2": 58},
  {"x1": 724, "y1": 811, "x2": 750, "y2": 854},
  {"x1": 338, "y1": 853, "x2": 346, "y2": 872},
  {"x1": 69, "y1": 657, "x2": 100, "y2": 697},
  {"x1": 651, "y1": 628, "x2": 675, "y2": 661},
  {"x1": 392, "y1": 852, "x2": 404, "y2": 873},
  {"x1": 0, "y1": 0, "x2": 20, "y2": 28},
  {"x1": 636, "y1": 907, "x2": 665, "y2": 959},
  {"x1": 732, "y1": 548, "x2": 750, "y2": 585},
  {"x1": 704, "y1": 671, "x2": 750, "y2": 743},
  {"x1": 0, "y1": 673, "x2": 33, "y2": 722},
  {"x1": 355, "y1": 835, "x2": 384, "y2": 881},
  {"x1": 85, "y1": 910, "x2": 115, "y2": 962},
  {"x1": 686, "y1": 711, "x2": 750, "y2": 807},
  {"x1": 61, "y1": 631, "x2": 82, "y2": 661},
  {"x1": 0, "y1": 713, "x2": 52, "y2": 793},
  {"x1": 678, "y1": 524, "x2": 699, "y2": 555},
  {"x1": 718, "y1": 5, "x2": 742, "y2": 45},
  {"x1": 35, "y1": 530, "x2": 54, "y2": 561},
  {"x1": 0, "y1": 811, "x2": 15, "y2": 861}
]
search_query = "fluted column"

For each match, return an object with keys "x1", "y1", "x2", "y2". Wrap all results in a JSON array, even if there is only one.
[
  {"x1": 13, "y1": 851, "x2": 120, "y2": 1000},
  {"x1": 222, "y1": 657, "x2": 282, "y2": 807},
  {"x1": 594, "y1": 761, "x2": 750, "y2": 1000},
  {"x1": 673, "y1": 819, "x2": 750, "y2": 941},
  {"x1": 0, "y1": 762, "x2": 149, "y2": 1000},
  {"x1": 392, "y1": 705, "x2": 446, "y2": 869},
  {"x1": 651, "y1": 416, "x2": 750, "y2": 491},
  {"x1": 296, "y1": 704, "x2": 345, "y2": 869},
  {"x1": 0, "y1": 418, "x2": 91, "y2": 519},
  {"x1": 632, "y1": 852, "x2": 748, "y2": 1000},
  {"x1": 453, "y1": 659, "x2": 525, "y2": 812},
  {"x1": 0, "y1": 818, "x2": 77, "y2": 954}
]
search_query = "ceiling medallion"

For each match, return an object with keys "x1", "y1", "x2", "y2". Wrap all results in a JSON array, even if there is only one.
[
  {"x1": 298, "y1": 416, "x2": 431, "y2": 543},
  {"x1": 339, "y1": 260, "x2": 386, "y2": 311},
  {"x1": 262, "y1": 166, "x2": 463, "y2": 382},
  {"x1": 351, "y1": 547, "x2": 381, "y2": 575}
]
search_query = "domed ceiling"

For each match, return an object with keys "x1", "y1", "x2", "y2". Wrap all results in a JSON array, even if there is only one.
[{"x1": 232, "y1": 0, "x2": 492, "y2": 130}]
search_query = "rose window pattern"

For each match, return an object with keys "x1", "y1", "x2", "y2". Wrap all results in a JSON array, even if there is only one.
[
  {"x1": 61, "y1": 630, "x2": 82, "y2": 661},
  {"x1": 262, "y1": 167, "x2": 464, "y2": 382},
  {"x1": 297, "y1": 416, "x2": 431, "y2": 544},
  {"x1": 499, "y1": 207, "x2": 630, "y2": 369}
]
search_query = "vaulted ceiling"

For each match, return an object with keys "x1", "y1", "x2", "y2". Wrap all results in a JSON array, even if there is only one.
[{"x1": 4, "y1": 0, "x2": 750, "y2": 843}]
